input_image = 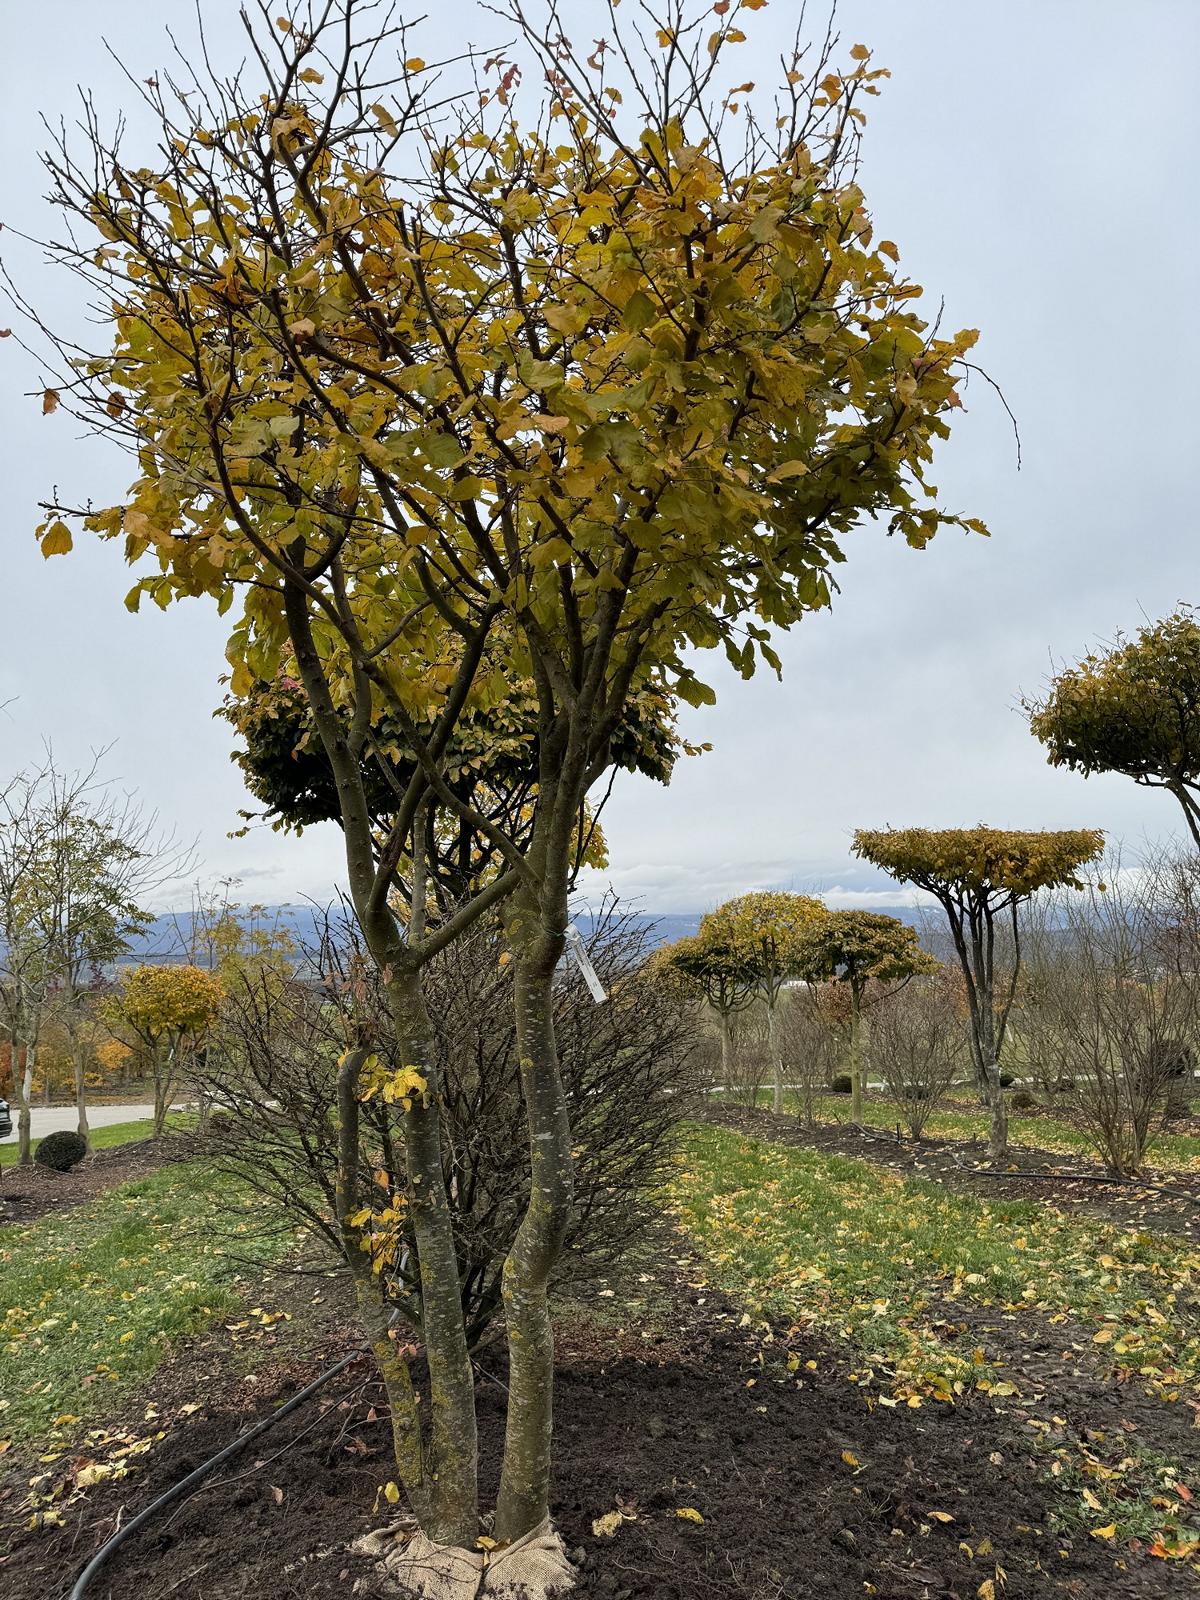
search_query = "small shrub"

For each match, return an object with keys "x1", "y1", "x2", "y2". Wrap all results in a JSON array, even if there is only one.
[
  {"x1": 1053, "y1": 1075, "x2": 1075, "y2": 1093},
  {"x1": 830, "y1": 1073, "x2": 853, "y2": 1094},
  {"x1": 34, "y1": 1130, "x2": 88, "y2": 1172},
  {"x1": 1010, "y1": 1089, "x2": 1038, "y2": 1111},
  {"x1": 998, "y1": 1070, "x2": 1016, "y2": 1088}
]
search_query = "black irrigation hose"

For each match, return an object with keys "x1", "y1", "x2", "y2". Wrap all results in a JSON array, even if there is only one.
[{"x1": 69, "y1": 1348, "x2": 366, "y2": 1600}]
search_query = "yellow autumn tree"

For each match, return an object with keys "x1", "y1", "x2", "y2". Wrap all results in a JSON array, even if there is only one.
[
  {"x1": 28, "y1": 0, "x2": 985, "y2": 1579},
  {"x1": 109, "y1": 964, "x2": 224, "y2": 1137}
]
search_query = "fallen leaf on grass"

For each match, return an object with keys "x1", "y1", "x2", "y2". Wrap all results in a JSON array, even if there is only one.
[{"x1": 1090, "y1": 1523, "x2": 1117, "y2": 1540}]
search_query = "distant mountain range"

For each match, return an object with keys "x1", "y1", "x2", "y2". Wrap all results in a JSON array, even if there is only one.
[{"x1": 126, "y1": 900, "x2": 931, "y2": 964}]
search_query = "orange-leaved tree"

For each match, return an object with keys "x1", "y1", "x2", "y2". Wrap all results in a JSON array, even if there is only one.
[{"x1": 23, "y1": 0, "x2": 984, "y2": 1578}]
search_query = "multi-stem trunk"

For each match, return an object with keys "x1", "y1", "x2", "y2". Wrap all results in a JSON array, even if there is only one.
[
  {"x1": 151, "y1": 1046, "x2": 170, "y2": 1138},
  {"x1": 382, "y1": 964, "x2": 479, "y2": 1549},
  {"x1": 494, "y1": 911, "x2": 574, "y2": 1544},
  {"x1": 334, "y1": 1047, "x2": 428, "y2": 1525},
  {"x1": 767, "y1": 993, "x2": 784, "y2": 1115},
  {"x1": 718, "y1": 1009, "x2": 733, "y2": 1097},
  {"x1": 849, "y1": 989, "x2": 864, "y2": 1124}
]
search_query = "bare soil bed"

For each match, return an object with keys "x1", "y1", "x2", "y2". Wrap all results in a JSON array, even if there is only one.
[
  {"x1": 0, "y1": 1137, "x2": 194, "y2": 1225},
  {"x1": 1, "y1": 1222, "x2": 1191, "y2": 1600}
]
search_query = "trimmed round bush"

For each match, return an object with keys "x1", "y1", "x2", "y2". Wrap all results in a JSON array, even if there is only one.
[
  {"x1": 1010, "y1": 1089, "x2": 1038, "y2": 1111},
  {"x1": 830, "y1": 1073, "x2": 853, "y2": 1094},
  {"x1": 34, "y1": 1130, "x2": 88, "y2": 1172}
]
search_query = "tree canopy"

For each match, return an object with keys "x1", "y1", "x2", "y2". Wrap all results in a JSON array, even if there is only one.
[
  {"x1": 853, "y1": 827, "x2": 1104, "y2": 905},
  {"x1": 792, "y1": 908, "x2": 935, "y2": 995},
  {"x1": 1025, "y1": 610, "x2": 1200, "y2": 849},
  {"x1": 113, "y1": 963, "x2": 225, "y2": 1044}
]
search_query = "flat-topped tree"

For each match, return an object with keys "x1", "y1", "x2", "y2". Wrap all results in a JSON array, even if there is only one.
[
  {"x1": 793, "y1": 910, "x2": 937, "y2": 1123},
  {"x1": 1026, "y1": 611, "x2": 1200, "y2": 850},
  {"x1": 29, "y1": 0, "x2": 983, "y2": 1580},
  {"x1": 658, "y1": 929, "x2": 759, "y2": 1094},
  {"x1": 853, "y1": 828, "x2": 1103, "y2": 1160},
  {"x1": 700, "y1": 893, "x2": 826, "y2": 1114}
]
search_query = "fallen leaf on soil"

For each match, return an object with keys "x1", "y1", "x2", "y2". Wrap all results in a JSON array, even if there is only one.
[
  {"x1": 676, "y1": 1507, "x2": 705, "y2": 1524},
  {"x1": 1090, "y1": 1523, "x2": 1117, "y2": 1540},
  {"x1": 592, "y1": 1511, "x2": 624, "y2": 1537}
]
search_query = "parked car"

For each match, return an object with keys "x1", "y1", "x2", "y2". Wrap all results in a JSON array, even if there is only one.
[{"x1": 0, "y1": 1098, "x2": 12, "y2": 1138}]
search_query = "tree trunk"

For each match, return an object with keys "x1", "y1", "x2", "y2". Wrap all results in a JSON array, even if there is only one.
[
  {"x1": 982, "y1": 1057, "x2": 1008, "y2": 1162},
  {"x1": 153, "y1": 1064, "x2": 168, "y2": 1139},
  {"x1": 16, "y1": 1043, "x2": 34, "y2": 1165},
  {"x1": 494, "y1": 920, "x2": 573, "y2": 1544},
  {"x1": 384, "y1": 967, "x2": 478, "y2": 1549},
  {"x1": 849, "y1": 993, "x2": 864, "y2": 1124},
  {"x1": 768, "y1": 996, "x2": 784, "y2": 1115},
  {"x1": 72, "y1": 1037, "x2": 90, "y2": 1149},
  {"x1": 719, "y1": 1010, "x2": 732, "y2": 1097}
]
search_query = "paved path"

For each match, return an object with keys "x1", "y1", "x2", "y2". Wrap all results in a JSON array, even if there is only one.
[{"x1": 0, "y1": 1103, "x2": 161, "y2": 1144}]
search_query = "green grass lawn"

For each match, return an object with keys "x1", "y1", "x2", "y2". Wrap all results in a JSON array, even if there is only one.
[
  {"x1": 0, "y1": 1113, "x2": 191, "y2": 1168},
  {"x1": 0, "y1": 1158, "x2": 297, "y2": 1452},
  {"x1": 674, "y1": 1122, "x2": 1200, "y2": 1403},
  {"x1": 674, "y1": 1122, "x2": 1200, "y2": 1557},
  {"x1": 722, "y1": 1087, "x2": 1200, "y2": 1172}
]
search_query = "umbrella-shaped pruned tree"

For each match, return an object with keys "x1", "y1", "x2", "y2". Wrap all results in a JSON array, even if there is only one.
[
  {"x1": 853, "y1": 828, "x2": 1103, "y2": 1160},
  {"x1": 26, "y1": 0, "x2": 984, "y2": 1583},
  {"x1": 1025, "y1": 611, "x2": 1200, "y2": 851},
  {"x1": 108, "y1": 964, "x2": 225, "y2": 1137},
  {"x1": 657, "y1": 928, "x2": 759, "y2": 1092},
  {"x1": 699, "y1": 893, "x2": 826, "y2": 1113},
  {"x1": 792, "y1": 910, "x2": 937, "y2": 1122}
]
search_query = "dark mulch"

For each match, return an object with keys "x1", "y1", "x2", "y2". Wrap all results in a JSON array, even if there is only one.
[
  {"x1": 1, "y1": 1230, "x2": 1193, "y2": 1600},
  {"x1": 0, "y1": 1136, "x2": 195, "y2": 1225},
  {"x1": 706, "y1": 1102, "x2": 1200, "y2": 1239}
]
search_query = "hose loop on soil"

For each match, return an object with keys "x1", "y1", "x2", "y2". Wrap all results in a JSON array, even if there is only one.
[{"x1": 69, "y1": 1347, "x2": 367, "y2": 1599}]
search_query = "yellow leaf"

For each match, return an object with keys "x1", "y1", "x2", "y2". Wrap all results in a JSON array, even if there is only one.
[
  {"x1": 42, "y1": 388, "x2": 60, "y2": 414},
  {"x1": 841, "y1": 1450, "x2": 861, "y2": 1468},
  {"x1": 929, "y1": 1510, "x2": 955, "y2": 1523},
  {"x1": 977, "y1": 1583, "x2": 995, "y2": 1600},
  {"x1": 675, "y1": 1507, "x2": 704, "y2": 1524},
  {"x1": 298, "y1": 68, "x2": 324, "y2": 84},
  {"x1": 592, "y1": 1511, "x2": 623, "y2": 1537},
  {"x1": 850, "y1": 43, "x2": 870, "y2": 60},
  {"x1": 405, "y1": 57, "x2": 425, "y2": 71},
  {"x1": 287, "y1": 317, "x2": 316, "y2": 341},
  {"x1": 1090, "y1": 1523, "x2": 1118, "y2": 1540},
  {"x1": 1082, "y1": 1488, "x2": 1103, "y2": 1511},
  {"x1": 384, "y1": 1481, "x2": 400, "y2": 1504},
  {"x1": 39, "y1": 520, "x2": 73, "y2": 558}
]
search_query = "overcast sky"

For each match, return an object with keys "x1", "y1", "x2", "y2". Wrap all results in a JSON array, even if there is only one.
[{"x1": 2, "y1": 1, "x2": 1197, "y2": 915}]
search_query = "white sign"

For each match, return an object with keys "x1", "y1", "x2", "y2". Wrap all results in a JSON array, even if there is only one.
[{"x1": 566, "y1": 923, "x2": 607, "y2": 1004}]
